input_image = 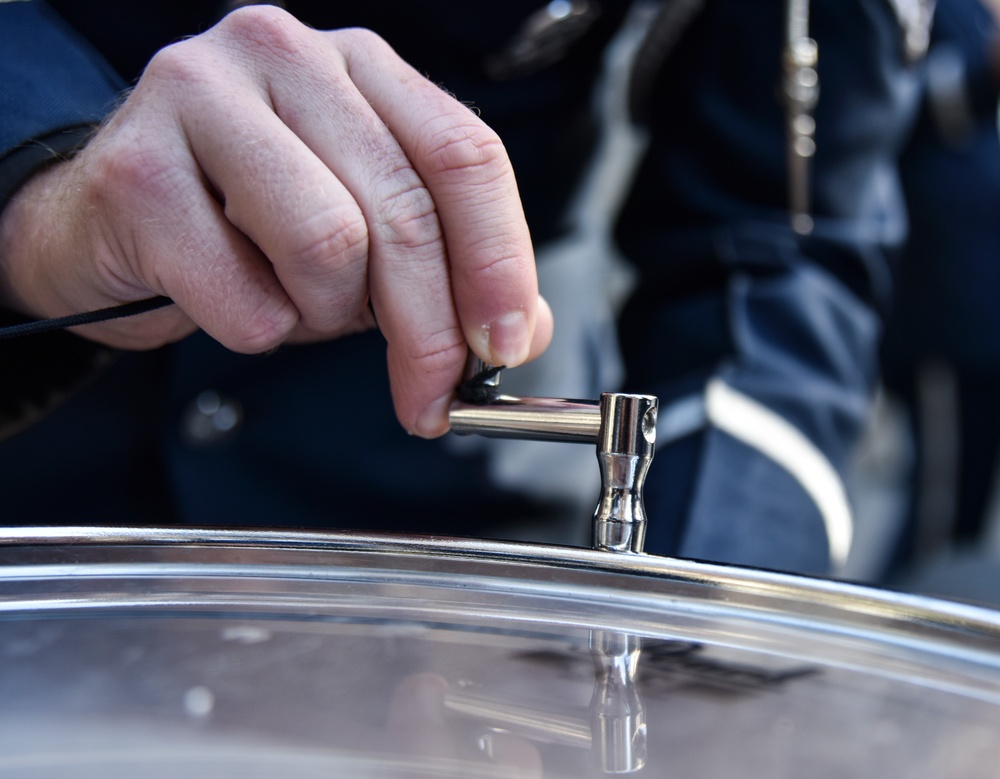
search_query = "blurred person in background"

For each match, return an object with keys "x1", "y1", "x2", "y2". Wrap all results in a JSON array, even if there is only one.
[
  {"x1": 0, "y1": 0, "x2": 924, "y2": 576},
  {"x1": 878, "y1": 0, "x2": 1000, "y2": 594}
]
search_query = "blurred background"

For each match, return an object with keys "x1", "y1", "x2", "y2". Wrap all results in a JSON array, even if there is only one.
[{"x1": 845, "y1": 0, "x2": 1000, "y2": 606}]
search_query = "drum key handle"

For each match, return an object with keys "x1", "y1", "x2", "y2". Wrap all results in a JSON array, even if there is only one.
[{"x1": 450, "y1": 363, "x2": 657, "y2": 554}]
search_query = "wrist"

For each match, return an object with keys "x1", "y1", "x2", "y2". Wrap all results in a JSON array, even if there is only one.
[{"x1": 0, "y1": 158, "x2": 77, "y2": 319}]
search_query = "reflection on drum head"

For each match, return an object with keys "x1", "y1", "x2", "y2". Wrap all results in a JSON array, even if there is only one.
[
  {"x1": 516, "y1": 640, "x2": 817, "y2": 697},
  {"x1": 1, "y1": 529, "x2": 1000, "y2": 778}
]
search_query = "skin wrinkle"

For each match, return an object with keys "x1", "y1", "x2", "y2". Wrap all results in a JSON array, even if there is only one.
[
  {"x1": 224, "y1": 272, "x2": 299, "y2": 353},
  {"x1": 459, "y1": 252, "x2": 526, "y2": 294},
  {"x1": 86, "y1": 215, "x2": 194, "y2": 349},
  {"x1": 187, "y1": 64, "x2": 356, "y2": 210},
  {"x1": 227, "y1": 287, "x2": 297, "y2": 353},
  {"x1": 87, "y1": 26, "x2": 349, "y2": 343},
  {"x1": 371, "y1": 219, "x2": 460, "y2": 361},
  {"x1": 404, "y1": 325, "x2": 467, "y2": 367},
  {"x1": 277, "y1": 217, "x2": 370, "y2": 331},
  {"x1": 281, "y1": 204, "x2": 369, "y2": 277},
  {"x1": 374, "y1": 181, "x2": 442, "y2": 253},
  {"x1": 437, "y1": 142, "x2": 513, "y2": 191},
  {"x1": 420, "y1": 122, "x2": 510, "y2": 183},
  {"x1": 407, "y1": 115, "x2": 530, "y2": 292},
  {"x1": 256, "y1": 21, "x2": 529, "y2": 368}
]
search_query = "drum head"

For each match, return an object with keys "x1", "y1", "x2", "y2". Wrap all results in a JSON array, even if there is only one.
[{"x1": 2, "y1": 527, "x2": 1000, "y2": 777}]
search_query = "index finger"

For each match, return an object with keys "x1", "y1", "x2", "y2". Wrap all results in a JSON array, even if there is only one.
[
  {"x1": 334, "y1": 31, "x2": 545, "y2": 427},
  {"x1": 340, "y1": 33, "x2": 540, "y2": 361}
]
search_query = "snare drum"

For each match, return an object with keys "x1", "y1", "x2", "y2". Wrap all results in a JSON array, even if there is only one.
[{"x1": 1, "y1": 527, "x2": 999, "y2": 777}]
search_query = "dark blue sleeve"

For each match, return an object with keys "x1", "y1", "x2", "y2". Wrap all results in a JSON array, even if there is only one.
[
  {"x1": 0, "y1": 1, "x2": 124, "y2": 439},
  {"x1": 0, "y1": 0, "x2": 125, "y2": 205}
]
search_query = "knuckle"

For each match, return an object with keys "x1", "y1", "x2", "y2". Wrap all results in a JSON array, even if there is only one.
[
  {"x1": 420, "y1": 121, "x2": 511, "y2": 184},
  {"x1": 142, "y1": 40, "x2": 211, "y2": 90},
  {"x1": 332, "y1": 27, "x2": 392, "y2": 58},
  {"x1": 376, "y1": 178, "x2": 442, "y2": 251},
  {"x1": 285, "y1": 207, "x2": 370, "y2": 272},
  {"x1": 215, "y1": 4, "x2": 309, "y2": 63},
  {"x1": 234, "y1": 329, "x2": 283, "y2": 355},
  {"x1": 90, "y1": 146, "x2": 182, "y2": 215},
  {"x1": 230, "y1": 302, "x2": 296, "y2": 354}
]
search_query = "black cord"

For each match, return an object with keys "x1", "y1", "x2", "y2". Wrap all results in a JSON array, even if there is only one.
[
  {"x1": 2, "y1": 299, "x2": 507, "y2": 409},
  {"x1": 0, "y1": 295, "x2": 174, "y2": 341}
]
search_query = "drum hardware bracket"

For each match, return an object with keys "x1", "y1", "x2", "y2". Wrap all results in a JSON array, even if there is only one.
[{"x1": 450, "y1": 362, "x2": 657, "y2": 554}]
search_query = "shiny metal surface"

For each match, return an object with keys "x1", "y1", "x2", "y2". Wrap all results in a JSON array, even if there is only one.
[
  {"x1": 593, "y1": 393, "x2": 656, "y2": 554},
  {"x1": 3, "y1": 527, "x2": 1000, "y2": 777},
  {"x1": 450, "y1": 394, "x2": 603, "y2": 443},
  {"x1": 589, "y1": 630, "x2": 646, "y2": 773},
  {"x1": 449, "y1": 358, "x2": 601, "y2": 444},
  {"x1": 782, "y1": 0, "x2": 818, "y2": 235}
]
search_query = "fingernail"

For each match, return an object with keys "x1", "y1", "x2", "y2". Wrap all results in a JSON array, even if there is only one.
[
  {"x1": 411, "y1": 392, "x2": 453, "y2": 439},
  {"x1": 484, "y1": 309, "x2": 529, "y2": 367}
]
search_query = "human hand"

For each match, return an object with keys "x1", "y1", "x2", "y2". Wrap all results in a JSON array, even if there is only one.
[{"x1": 0, "y1": 5, "x2": 552, "y2": 437}]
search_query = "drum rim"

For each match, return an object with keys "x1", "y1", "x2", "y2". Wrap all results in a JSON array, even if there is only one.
[
  {"x1": 3, "y1": 529, "x2": 1000, "y2": 773},
  {"x1": 1, "y1": 524, "x2": 999, "y2": 638},
  {"x1": 4, "y1": 526, "x2": 1000, "y2": 709}
]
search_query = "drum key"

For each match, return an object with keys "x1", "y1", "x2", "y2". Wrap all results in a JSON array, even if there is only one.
[{"x1": 450, "y1": 363, "x2": 657, "y2": 555}]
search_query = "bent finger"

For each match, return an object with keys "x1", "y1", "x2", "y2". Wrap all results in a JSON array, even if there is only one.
[
  {"x1": 83, "y1": 114, "x2": 301, "y2": 353},
  {"x1": 337, "y1": 29, "x2": 541, "y2": 369}
]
